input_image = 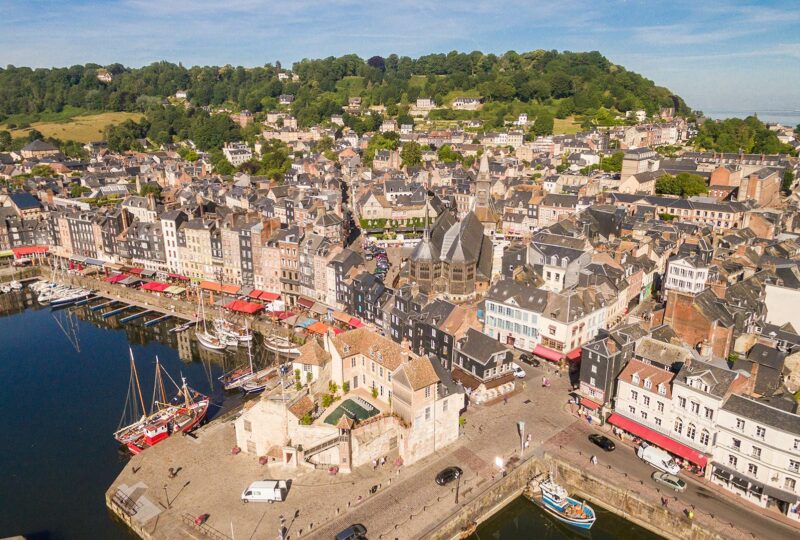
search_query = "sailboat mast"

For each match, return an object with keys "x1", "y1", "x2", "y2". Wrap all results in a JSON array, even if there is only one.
[
  {"x1": 130, "y1": 348, "x2": 146, "y2": 418},
  {"x1": 156, "y1": 357, "x2": 167, "y2": 405},
  {"x1": 246, "y1": 321, "x2": 253, "y2": 372}
]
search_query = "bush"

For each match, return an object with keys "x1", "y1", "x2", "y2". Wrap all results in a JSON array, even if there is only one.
[
  {"x1": 371, "y1": 387, "x2": 378, "y2": 399},
  {"x1": 300, "y1": 412, "x2": 313, "y2": 425},
  {"x1": 295, "y1": 381, "x2": 302, "y2": 391},
  {"x1": 294, "y1": 368, "x2": 301, "y2": 381},
  {"x1": 306, "y1": 371, "x2": 312, "y2": 383},
  {"x1": 322, "y1": 394, "x2": 335, "y2": 408},
  {"x1": 328, "y1": 381, "x2": 339, "y2": 394},
  {"x1": 342, "y1": 382, "x2": 350, "y2": 393}
]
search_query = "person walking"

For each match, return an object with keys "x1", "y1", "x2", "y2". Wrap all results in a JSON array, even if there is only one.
[{"x1": 590, "y1": 455, "x2": 598, "y2": 466}]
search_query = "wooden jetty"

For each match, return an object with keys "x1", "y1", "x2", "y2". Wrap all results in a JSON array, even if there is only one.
[{"x1": 119, "y1": 309, "x2": 153, "y2": 324}]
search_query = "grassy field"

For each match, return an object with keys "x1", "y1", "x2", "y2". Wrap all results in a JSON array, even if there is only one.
[
  {"x1": 553, "y1": 116, "x2": 582, "y2": 135},
  {"x1": 4, "y1": 111, "x2": 143, "y2": 142}
]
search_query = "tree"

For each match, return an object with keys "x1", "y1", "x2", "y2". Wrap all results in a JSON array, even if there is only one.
[
  {"x1": 30, "y1": 164, "x2": 55, "y2": 177},
  {"x1": 600, "y1": 151, "x2": 624, "y2": 173},
  {"x1": 532, "y1": 110, "x2": 554, "y2": 136},
  {"x1": 783, "y1": 169, "x2": 795, "y2": 194},
  {"x1": 0, "y1": 130, "x2": 11, "y2": 151},
  {"x1": 655, "y1": 173, "x2": 708, "y2": 197},
  {"x1": 364, "y1": 132, "x2": 399, "y2": 164},
  {"x1": 694, "y1": 115, "x2": 792, "y2": 154},
  {"x1": 139, "y1": 182, "x2": 162, "y2": 197},
  {"x1": 437, "y1": 144, "x2": 462, "y2": 163},
  {"x1": 400, "y1": 141, "x2": 422, "y2": 167}
]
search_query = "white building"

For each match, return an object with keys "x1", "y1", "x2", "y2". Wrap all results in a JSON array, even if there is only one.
[
  {"x1": 711, "y1": 394, "x2": 800, "y2": 521},
  {"x1": 664, "y1": 256, "x2": 710, "y2": 295},
  {"x1": 223, "y1": 142, "x2": 253, "y2": 167}
]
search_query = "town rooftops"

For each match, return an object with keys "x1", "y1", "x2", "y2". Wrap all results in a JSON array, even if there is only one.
[
  {"x1": 9, "y1": 191, "x2": 42, "y2": 210},
  {"x1": 458, "y1": 328, "x2": 507, "y2": 363},
  {"x1": 295, "y1": 339, "x2": 331, "y2": 367},
  {"x1": 397, "y1": 355, "x2": 440, "y2": 391},
  {"x1": 21, "y1": 139, "x2": 58, "y2": 152},
  {"x1": 722, "y1": 394, "x2": 800, "y2": 435},
  {"x1": 618, "y1": 358, "x2": 675, "y2": 398},
  {"x1": 331, "y1": 327, "x2": 405, "y2": 371}
]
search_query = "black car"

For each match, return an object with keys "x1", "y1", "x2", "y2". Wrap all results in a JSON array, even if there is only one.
[
  {"x1": 435, "y1": 466, "x2": 463, "y2": 486},
  {"x1": 519, "y1": 353, "x2": 540, "y2": 367},
  {"x1": 335, "y1": 523, "x2": 367, "y2": 540},
  {"x1": 588, "y1": 434, "x2": 616, "y2": 451}
]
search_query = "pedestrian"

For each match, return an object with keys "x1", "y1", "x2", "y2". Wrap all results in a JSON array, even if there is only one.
[
  {"x1": 372, "y1": 458, "x2": 377, "y2": 470},
  {"x1": 380, "y1": 456, "x2": 386, "y2": 466},
  {"x1": 504, "y1": 396, "x2": 508, "y2": 405},
  {"x1": 661, "y1": 497, "x2": 668, "y2": 508},
  {"x1": 590, "y1": 455, "x2": 598, "y2": 466}
]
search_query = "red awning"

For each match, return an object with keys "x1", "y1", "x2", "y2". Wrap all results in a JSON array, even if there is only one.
[
  {"x1": 566, "y1": 347, "x2": 582, "y2": 361},
  {"x1": 297, "y1": 297, "x2": 314, "y2": 309},
  {"x1": 142, "y1": 281, "x2": 170, "y2": 292},
  {"x1": 608, "y1": 414, "x2": 708, "y2": 468},
  {"x1": 348, "y1": 317, "x2": 364, "y2": 328},
  {"x1": 533, "y1": 345, "x2": 562, "y2": 362},
  {"x1": 332, "y1": 327, "x2": 344, "y2": 335},
  {"x1": 200, "y1": 280, "x2": 223, "y2": 292},
  {"x1": 248, "y1": 289, "x2": 265, "y2": 300},
  {"x1": 259, "y1": 291, "x2": 280, "y2": 301},
  {"x1": 308, "y1": 321, "x2": 329, "y2": 334},
  {"x1": 127, "y1": 267, "x2": 143, "y2": 275},
  {"x1": 223, "y1": 300, "x2": 264, "y2": 314},
  {"x1": 12, "y1": 245, "x2": 48, "y2": 258},
  {"x1": 106, "y1": 273, "x2": 127, "y2": 284},
  {"x1": 168, "y1": 273, "x2": 189, "y2": 281},
  {"x1": 275, "y1": 311, "x2": 295, "y2": 320},
  {"x1": 580, "y1": 398, "x2": 600, "y2": 410}
]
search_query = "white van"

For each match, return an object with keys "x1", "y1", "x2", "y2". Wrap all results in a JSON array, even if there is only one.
[
  {"x1": 241, "y1": 480, "x2": 289, "y2": 503},
  {"x1": 636, "y1": 443, "x2": 680, "y2": 475}
]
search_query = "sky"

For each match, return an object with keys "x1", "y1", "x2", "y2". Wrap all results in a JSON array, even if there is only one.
[{"x1": 1, "y1": 0, "x2": 799, "y2": 115}]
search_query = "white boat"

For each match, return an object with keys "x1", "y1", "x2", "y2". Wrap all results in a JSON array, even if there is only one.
[
  {"x1": 219, "y1": 328, "x2": 258, "y2": 390},
  {"x1": 213, "y1": 316, "x2": 253, "y2": 344},
  {"x1": 50, "y1": 288, "x2": 91, "y2": 307},
  {"x1": 195, "y1": 290, "x2": 228, "y2": 351},
  {"x1": 263, "y1": 334, "x2": 300, "y2": 357},
  {"x1": 9, "y1": 281, "x2": 22, "y2": 291},
  {"x1": 524, "y1": 476, "x2": 596, "y2": 530}
]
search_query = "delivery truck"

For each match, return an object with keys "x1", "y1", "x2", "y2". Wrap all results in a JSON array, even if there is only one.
[
  {"x1": 241, "y1": 480, "x2": 289, "y2": 503},
  {"x1": 636, "y1": 442, "x2": 681, "y2": 475}
]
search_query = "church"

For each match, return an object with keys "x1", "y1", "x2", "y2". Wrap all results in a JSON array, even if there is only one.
[{"x1": 406, "y1": 155, "x2": 496, "y2": 302}]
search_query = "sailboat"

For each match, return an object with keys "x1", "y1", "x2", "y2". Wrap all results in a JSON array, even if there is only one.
[
  {"x1": 213, "y1": 314, "x2": 253, "y2": 345},
  {"x1": 219, "y1": 324, "x2": 258, "y2": 390},
  {"x1": 195, "y1": 290, "x2": 227, "y2": 351},
  {"x1": 114, "y1": 352, "x2": 210, "y2": 455}
]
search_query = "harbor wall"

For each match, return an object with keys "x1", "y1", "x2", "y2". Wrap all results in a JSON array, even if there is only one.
[{"x1": 424, "y1": 454, "x2": 721, "y2": 540}]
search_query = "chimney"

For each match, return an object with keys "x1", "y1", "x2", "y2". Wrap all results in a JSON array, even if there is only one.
[
  {"x1": 147, "y1": 192, "x2": 156, "y2": 211},
  {"x1": 121, "y1": 208, "x2": 129, "y2": 231},
  {"x1": 699, "y1": 340, "x2": 713, "y2": 359}
]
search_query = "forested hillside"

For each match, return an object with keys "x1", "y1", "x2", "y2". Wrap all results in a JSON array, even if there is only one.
[{"x1": 0, "y1": 50, "x2": 688, "y2": 127}]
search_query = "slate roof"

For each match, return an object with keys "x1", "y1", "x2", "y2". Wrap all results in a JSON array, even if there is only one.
[
  {"x1": 485, "y1": 279, "x2": 548, "y2": 312},
  {"x1": 722, "y1": 394, "x2": 800, "y2": 435},
  {"x1": 458, "y1": 328, "x2": 507, "y2": 363},
  {"x1": 674, "y1": 359, "x2": 740, "y2": 399}
]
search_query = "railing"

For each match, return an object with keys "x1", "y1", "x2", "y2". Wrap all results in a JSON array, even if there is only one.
[
  {"x1": 180, "y1": 513, "x2": 231, "y2": 540},
  {"x1": 111, "y1": 488, "x2": 142, "y2": 517},
  {"x1": 304, "y1": 434, "x2": 348, "y2": 458}
]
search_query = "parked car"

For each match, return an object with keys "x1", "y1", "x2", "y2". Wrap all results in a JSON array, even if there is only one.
[
  {"x1": 335, "y1": 523, "x2": 367, "y2": 540},
  {"x1": 511, "y1": 362, "x2": 526, "y2": 378},
  {"x1": 241, "y1": 480, "x2": 289, "y2": 503},
  {"x1": 435, "y1": 466, "x2": 463, "y2": 486},
  {"x1": 365, "y1": 253, "x2": 373, "y2": 261},
  {"x1": 651, "y1": 471, "x2": 687, "y2": 492},
  {"x1": 519, "y1": 353, "x2": 540, "y2": 367},
  {"x1": 588, "y1": 434, "x2": 616, "y2": 452}
]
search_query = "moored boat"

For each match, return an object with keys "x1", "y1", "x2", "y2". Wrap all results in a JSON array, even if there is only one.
[
  {"x1": 263, "y1": 334, "x2": 300, "y2": 357},
  {"x1": 524, "y1": 475, "x2": 596, "y2": 530},
  {"x1": 195, "y1": 290, "x2": 228, "y2": 350},
  {"x1": 219, "y1": 328, "x2": 258, "y2": 390}
]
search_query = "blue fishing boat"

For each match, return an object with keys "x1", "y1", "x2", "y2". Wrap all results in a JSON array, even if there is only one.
[{"x1": 525, "y1": 476, "x2": 596, "y2": 530}]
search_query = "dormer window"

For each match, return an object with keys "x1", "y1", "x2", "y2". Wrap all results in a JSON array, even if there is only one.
[
  {"x1": 632, "y1": 373, "x2": 640, "y2": 385},
  {"x1": 343, "y1": 344, "x2": 350, "y2": 354},
  {"x1": 658, "y1": 384, "x2": 666, "y2": 395},
  {"x1": 643, "y1": 379, "x2": 652, "y2": 390}
]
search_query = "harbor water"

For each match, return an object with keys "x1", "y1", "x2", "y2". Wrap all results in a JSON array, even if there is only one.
[
  {"x1": 469, "y1": 495, "x2": 663, "y2": 539},
  {"x1": 0, "y1": 289, "x2": 266, "y2": 539}
]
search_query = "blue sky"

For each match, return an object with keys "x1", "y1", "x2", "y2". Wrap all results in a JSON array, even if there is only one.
[{"x1": 1, "y1": 0, "x2": 799, "y2": 114}]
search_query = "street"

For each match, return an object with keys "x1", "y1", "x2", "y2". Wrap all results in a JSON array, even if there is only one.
[{"x1": 550, "y1": 421, "x2": 800, "y2": 540}]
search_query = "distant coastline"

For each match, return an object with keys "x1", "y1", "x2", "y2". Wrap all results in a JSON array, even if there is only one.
[{"x1": 704, "y1": 110, "x2": 800, "y2": 126}]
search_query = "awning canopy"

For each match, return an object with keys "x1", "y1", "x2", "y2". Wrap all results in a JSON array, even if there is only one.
[
  {"x1": 332, "y1": 310, "x2": 352, "y2": 324},
  {"x1": 296, "y1": 317, "x2": 316, "y2": 328},
  {"x1": 164, "y1": 286, "x2": 185, "y2": 295},
  {"x1": 12, "y1": 245, "x2": 48, "y2": 258},
  {"x1": 348, "y1": 317, "x2": 364, "y2": 328},
  {"x1": 259, "y1": 291, "x2": 280, "y2": 302},
  {"x1": 119, "y1": 276, "x2": 142, "y2": 286},
  {"x1": 105, "y1": 273, "x2": 127, "y2": 284},
  {"x1": 566, "y1": 347, "x2": 582, "y2": 361},
  {"x1": 533, "y1": 344, "x2": 562, "y2": 362},
  {"x1": 168, "y1": 273, "x2": 189, "y2": 281},
  {"x1": 308, "y1": 321, "x2": 330, "y2": 334},
  {"x1": 127, "y1": 267, "x2": 143, "y2": 275},
  {"x1": 84, "y1": 258, "x2": 106, "y2": 266},
  {"x1": 297, "y1": 297, "x2": 314, "y2": 309},
  {"x1": 248, "y1": 289, "x2": 266, "y2": 300},
  {"x1": 140, "y1": 269, "x2": 156, "y2": 278},
  {"x1": 608, "y1": 414, "x2": 708, "y2": 468},
  {"x1": 580, "y1": 398, "x2": 601, "y2": 410},
  {"x1": 223, "y1": 300, "x2": 264, "y2": 314},
  {"x1": 310, "y1": 303, "x2": 329, "y2": 316},
  {"x1": 764, "y1": 484, "x2": 800, "y2": 504},
  {"x1": 0, "y1": 249, "x2": 13, "y2": 258},
  {"x1": 142, "y1": 281, "x2": 170, "y2": 292}
]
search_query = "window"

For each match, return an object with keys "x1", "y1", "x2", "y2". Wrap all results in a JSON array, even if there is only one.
[
  {"x1": 424, "y1": 386, "x2": 431, "y2": 399},
  {"x1": 686, "y1": 424, "x2": 696, "y2": 440},
  {"x1": 591, "y1": 364, "x2": 597, "y2": 374},
  {"x1": 704, "y1": 407, "x2": 713, "y2": 420},
  {"x1": 751, "y1": 446, "x2": 761, "y2": 460},
  {"x1": 678, "y1": 396, "x2": 686, "y2": 408},
  {"x1": 644, "y1": 379, "x2": 652, "y2": 390},
  {"x1": 732, "y1": 438, "x2": 741, "y2": 450},
  {"x1": 443, "y1": 399, "x2": 448, "y2": 412},
  {"x1": 641, "y1": 411, "x2": 648, "y2": 420},
  {"x1": 674, "y1": 418, "x2": 683, "y2": 435},
  {"x1": 785, "y1": 478, "x2": 796, "y2": 491},
  {"x1": 243, "y1": 420, "x2": 252, "y2": 432},
  {"x1": 794, "y1": 439, "x2": 800, "y2": 451},
  {"x1": 630, "y1": 390, "x2": 638, "y2": 401},
  {"x1": 643, "y1": 396, "x2": 650, "y2": 407},
  {"x1": 303, "y1": 364, "x2": 312, "y2": 373},
  {"x1": 657, "y1": 402, "x2": 664, "y2": 413},
  {"x1": 755, "y1": 426, "x2": 766, "y2": 439},
  {"x1": 728, "y1": 455, "x2": 738, "y2": 467},
  {"x1": 425, "y1": 407, "x2": 431, "y2": 421},
  {"x1": 658, "y1": 384, "x2": 666, "y2": 396},
  {"x1": 589, "y1": 377, "x2": 596, "y2": 386},
  {"x1": 748, "y1": 464, "x2": 758, "y2": 476},
  {"x1": 736, "y1": 419, "x2": 745, "y2": 431},
  {"x1": 699, "y1": 430, "x2": 710, "y2": 446},
  {"x1": 789, "y1": 460, "x2": 800, "y2": 473},
  {"x1": 690, "y1": 401, "x2": 700, "y2": 414},
  {"x1": 632, "y1": 374, "x2": 640, "y2": 385},
  {"x1": 655, "y1": 418, "x2": 662, "y2": 426}
]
